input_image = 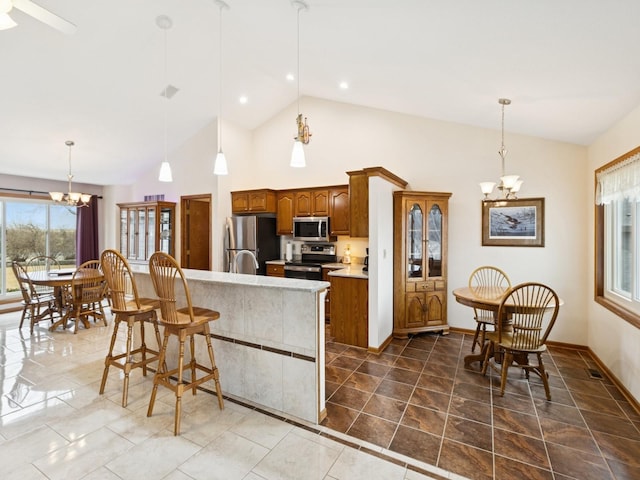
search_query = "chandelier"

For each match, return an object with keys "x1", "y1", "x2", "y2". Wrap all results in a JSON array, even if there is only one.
[
  {"x1": 290, "y1": 0, "x2": 311, "y2": 168},
  {"x1": 49, "y1": 140, "x2": 91, "y2": 207},
  {"x1": 479, "y1": 98, "x2": 523, "y2": 199}
]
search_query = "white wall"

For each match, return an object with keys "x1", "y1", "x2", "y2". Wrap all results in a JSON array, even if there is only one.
[
  {"x1": 368, "y1": 176, "x2": 397, "y2": 349},
  {"x1": 588, "y1": 104, "x2": 640, "y2": 401}
]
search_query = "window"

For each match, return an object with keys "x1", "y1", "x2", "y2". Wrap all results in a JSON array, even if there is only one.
[
  {"x1": 595, "y1": 145, "x2": 640, "y2": 327},
  {"x1": 1, "y1": 198, "x2": 77, "y2": 299}
]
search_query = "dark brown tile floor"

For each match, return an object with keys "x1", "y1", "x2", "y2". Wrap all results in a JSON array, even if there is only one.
[{"x1": 321, "y1": 330, "x2": 640, "y2": 480}]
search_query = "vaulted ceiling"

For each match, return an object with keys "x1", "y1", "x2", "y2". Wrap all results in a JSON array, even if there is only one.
[{"x1": 2, "y1": 0, "x2": 640, "y2": 185}]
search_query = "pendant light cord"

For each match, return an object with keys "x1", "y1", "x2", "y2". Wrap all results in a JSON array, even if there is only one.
[
  {"x1": 163, "y1": 24, "x2": 168, "y2": 164},
  {"x1": 296, "y1": 5, "x2": 301, "y2": 116},
  {"x1": 218, "y1": 4, "x2": 223, "y2": 152}
]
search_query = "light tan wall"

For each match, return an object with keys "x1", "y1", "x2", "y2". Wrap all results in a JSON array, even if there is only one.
[{"x1": 588, "y1": 104, "x2": 640, "y2": 401}]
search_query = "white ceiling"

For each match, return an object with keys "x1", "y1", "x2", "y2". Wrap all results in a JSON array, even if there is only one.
[{"x1": 2, "y1": 0, "x2": 640, "y2": 186}]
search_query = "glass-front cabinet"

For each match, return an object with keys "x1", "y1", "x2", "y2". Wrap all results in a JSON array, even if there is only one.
[
  {"x1": 118, "y1": 201, "x2": 175, "y2": 262},
  {"x1": 393, "y1": 191, "x2": 451, "y2": 337}
]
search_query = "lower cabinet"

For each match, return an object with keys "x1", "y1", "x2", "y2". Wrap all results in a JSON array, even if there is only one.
[
  {"x1": 329, "y1": 275, "x2": 368, "y2": 348},
  {"x1": 322, "y1": 266, "x2": 343, "y2": 322},
  {"x1": 266, "y1": 263, "x2": 284, "y2": 277}
]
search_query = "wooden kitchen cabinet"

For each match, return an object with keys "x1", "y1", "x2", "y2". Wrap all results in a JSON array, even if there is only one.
[
  {"x1": 231, "y1": 189, "x2": 277, "y2": 214},
  {"x1": 322, "y1": 265, "x2": 343, "y2": 322},
  {"x1": 294, "y1": 189, "x2": 329, "y2": 217},
  {"x1": 393, "y1": 191, "x2": 451, "y2": 338},
  {"x1": 348, "y1": 167, "x2": 407, "y2": 238},
  {"x1": 118, "y1": 201, "x2": 175, "y2": 263},
  {"x1": 276, "y1": 191, "x2": 294, "y2": 235},
  {"x1": 266, "y1": 263, "x2": 285, "y2": 277},
  {"x1": 329, "y1": 186, "x2": 349, "y2": 235},
  {"x1": 330, "y1": 275, "x2": 368, "y2": 348}
]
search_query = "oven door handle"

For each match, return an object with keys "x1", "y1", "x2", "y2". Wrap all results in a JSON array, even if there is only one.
[{"x1": 284, "y1": 265, "x2": 322, "y2": 273}]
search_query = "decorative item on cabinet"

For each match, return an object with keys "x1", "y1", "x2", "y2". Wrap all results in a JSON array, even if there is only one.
[
  {"x1": 118, "y1": 201, "x2": 176, "y2": 263},
  {"x1": 231, "y1": 189, "x2": 277, "y2": 214},
  {"x1": 393, "y1": 191, "x2": 451, "y2": 338},
  {"x1": 348, "y1": 167, "x2": 408, "y2": 238}
]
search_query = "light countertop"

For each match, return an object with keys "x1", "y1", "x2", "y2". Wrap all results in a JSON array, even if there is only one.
[{"x1": 327, "y1": 265, "x2": 369, "y2": 280}]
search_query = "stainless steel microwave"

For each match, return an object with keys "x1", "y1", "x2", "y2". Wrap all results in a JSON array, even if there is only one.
[{"x1": 293, "y1": 216, "x2": 335, "y2": 242}]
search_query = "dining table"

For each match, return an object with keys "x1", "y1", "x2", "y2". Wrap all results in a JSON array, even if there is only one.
[
  {"x1": 25, "y1": 268, "x2": 101, "y2": 332},
  {"x1": 453, "y1": 285, "x2": 563, "y2": 368}
]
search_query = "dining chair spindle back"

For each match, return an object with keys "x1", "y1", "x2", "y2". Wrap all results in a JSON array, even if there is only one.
[{"x1": 468, "y1": 266, "x2": 511, "y2": 352}]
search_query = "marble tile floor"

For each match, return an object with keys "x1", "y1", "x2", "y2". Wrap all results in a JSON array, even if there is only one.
[
  {"x1": 321, "y1": 329, "x2": 640, "y2": 480},
  {"x1": 0, "y1": 310, "x2": 456, "y2": 480}
]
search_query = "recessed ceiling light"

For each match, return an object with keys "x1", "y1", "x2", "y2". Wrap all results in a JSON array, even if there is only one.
[
  {"x1": 239, "y1": 95, "x2": 248, "y2": 104},
  {"x1": 339, "y1": 81, "x2": 349, "y2": 90},
  {"x1": 286, "y1": 73, "x2": 295, "y2": 82}
]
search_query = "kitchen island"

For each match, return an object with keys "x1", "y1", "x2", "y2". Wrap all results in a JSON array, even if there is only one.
[{"x1": 131, "y1": 266, "x2": 328, "y2": 424}]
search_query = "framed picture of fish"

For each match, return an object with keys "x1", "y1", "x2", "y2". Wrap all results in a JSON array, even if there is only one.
[{"x1": 482, "y1": 197, "x2": 545, "y2": 247}]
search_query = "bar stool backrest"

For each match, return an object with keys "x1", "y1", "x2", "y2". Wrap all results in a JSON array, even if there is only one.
[
  {"x1": 148, "y1": 252, "x2": 195, "y2": 325},
  {"x1": 101, "y1": 249, "x2": 142, "y2": 312}
]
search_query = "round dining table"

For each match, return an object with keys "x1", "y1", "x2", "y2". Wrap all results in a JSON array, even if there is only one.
[
  {"x1": 26, "y1": 269, "x2": 76, "y2": 331},
  {"x1": 453, "y1": 286, "x2": 563, "y2": 367}
]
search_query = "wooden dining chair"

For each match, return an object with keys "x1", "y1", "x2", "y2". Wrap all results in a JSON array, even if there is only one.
[
  {"x1": 68, "y1": 260, "x2": 108, "y2": 333},
  {"x1": 12, "y1": 261, "x2": 56, "y2": 334},
  {"x1": 26, "y1": 255, "x2": 61, "y2": 297},
  {"x1": 147, "y1": 251, "x2": 224, "y2": 435},
  {"x1": 468, "y1": 266, "x2": 511, "y2": 352},
  {"x1": 481, "y1": 282, "x2": 560, "y2": 400},
  {"x1": 99, "y1": 249, "x2": 164, "y2": 407}
]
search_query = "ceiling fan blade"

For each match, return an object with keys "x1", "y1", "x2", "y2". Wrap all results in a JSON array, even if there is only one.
[{"x1": 12, "y1": 0, "x2": 76, "y2": 34}]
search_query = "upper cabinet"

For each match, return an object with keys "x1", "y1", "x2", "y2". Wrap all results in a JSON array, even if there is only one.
[
  {"x1": 294, "y1": 189, "x2": 329, "y2": 217},
  {"x1": 231, "y1": 189, "x2": 277, "y2": 214},
  {"x1": 393, "y1": 191, "x2": 451, "y2": 338},
  {"x1": 329, "y1": 186, "x2": 349, "y2": 235},
  {"x1": 348, "y1": 167, "x2": 408, "y2": 238},
  {"x1": 276, "y1": 191, "x2": 294, "y2": 235},
  {"x1": 118, "y1": 201, "x2": 176, "y2": 263}
]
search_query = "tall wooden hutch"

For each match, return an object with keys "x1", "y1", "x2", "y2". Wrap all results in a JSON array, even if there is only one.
[
  {"x1": 118, "y1": 201, "x2": 176, "y2": 263},
  {"x1": 393, "y1": 191, "x2": 451, "y2": 337}
]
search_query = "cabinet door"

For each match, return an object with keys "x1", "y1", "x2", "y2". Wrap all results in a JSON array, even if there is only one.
[
  {"x1": 277, "y1": 191, "x2": 294, "y2": 235},
  {"x1": 231, "y1": 192, "x2": 249, "y2": 213},
  {"x1": 425, "y1": 291, "x2": 445, "y2": 326},
  {"x1": 405, "y1": 292, "x2": 427, "y2": 328},
  {"x1": 136, "y1": 207, "x2": 147, "y2": 261},
  {"x1": 127, "y1": 209, "x2": 137, "y2": 260},
  {"x1": 249, "y1": 192, "x2": 269, "y2": 211},
  {"x1": 311, "y1": 189, "x2": 329, "y2": 216},
  {"x1": 146, "y1": 207, "x2": 157, "y2": 260},
  {"x1": 427, "y1": 202, "x2": 443, "y2": 278},
  {"x1": 294, "y1": 191, "x2": 312, "y2": 216},
  {"x1": 329, "y1": 187, "x2": 349, "y2": 235},
  {"x1": 406, "y1": 201, "x2": 426, "y2": 281},
  {"x1": 159, "y1": 206, "x2": 173, "y2": 254},
  {"x1": 119, "y1": 209, "x2": 128, "y2": 257}
]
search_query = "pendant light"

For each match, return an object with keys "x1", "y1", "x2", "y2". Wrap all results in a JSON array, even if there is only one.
[
  {"x1": 157, "y1": 15, "x2": 173, "y2": 182},
  {"x1": 290, "y1": 0, "x2": 310, "y2": 168},
  {"x1": 479, "y1": 98, "x2": 523, "y2": 199},
  {"x1": 213, "y1": 0, "x2": 229, "y2": 175}
]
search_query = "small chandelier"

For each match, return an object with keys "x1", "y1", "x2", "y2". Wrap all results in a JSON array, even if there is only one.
[
  {"x1": 290, "y1": 0, "x2": 311, "y2": 168},
  {"x1": 479, "y1": 98, "x2": 523, "y2": 199},
  {"x1": 49, "y1": 141, "x2": 91, "y2": 207}
]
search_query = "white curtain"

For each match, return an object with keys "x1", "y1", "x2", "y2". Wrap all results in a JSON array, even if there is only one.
[{"x1": 596, "y1": 151, "x2": 640, "y2": 205}]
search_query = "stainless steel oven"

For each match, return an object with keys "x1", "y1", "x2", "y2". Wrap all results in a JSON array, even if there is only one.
[{"x1": 283, "y1": 243, "x2": 336, "y2": 280}]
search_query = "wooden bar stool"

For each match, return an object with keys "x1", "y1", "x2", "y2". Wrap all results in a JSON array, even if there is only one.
[
  {"x1": 99, "y1": 249, "x2": 164, "y2": 407},
  {"x1": 147, "y1": 252, "x2": 224, "y2": 435}
]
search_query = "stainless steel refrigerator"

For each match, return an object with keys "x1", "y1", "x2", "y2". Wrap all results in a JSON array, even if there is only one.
[{"x1": 225, "y1": 216, "x2": 280, "y2": 275}]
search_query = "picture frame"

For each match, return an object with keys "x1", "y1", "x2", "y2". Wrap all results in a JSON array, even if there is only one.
[{"x1": 482, "y1": 197, "x2": 545, "y2": 247}]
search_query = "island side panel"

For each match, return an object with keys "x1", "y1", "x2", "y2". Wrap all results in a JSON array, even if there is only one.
[{"x1": 132, "y1": 270, "x2": 326, "y2": 424}]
